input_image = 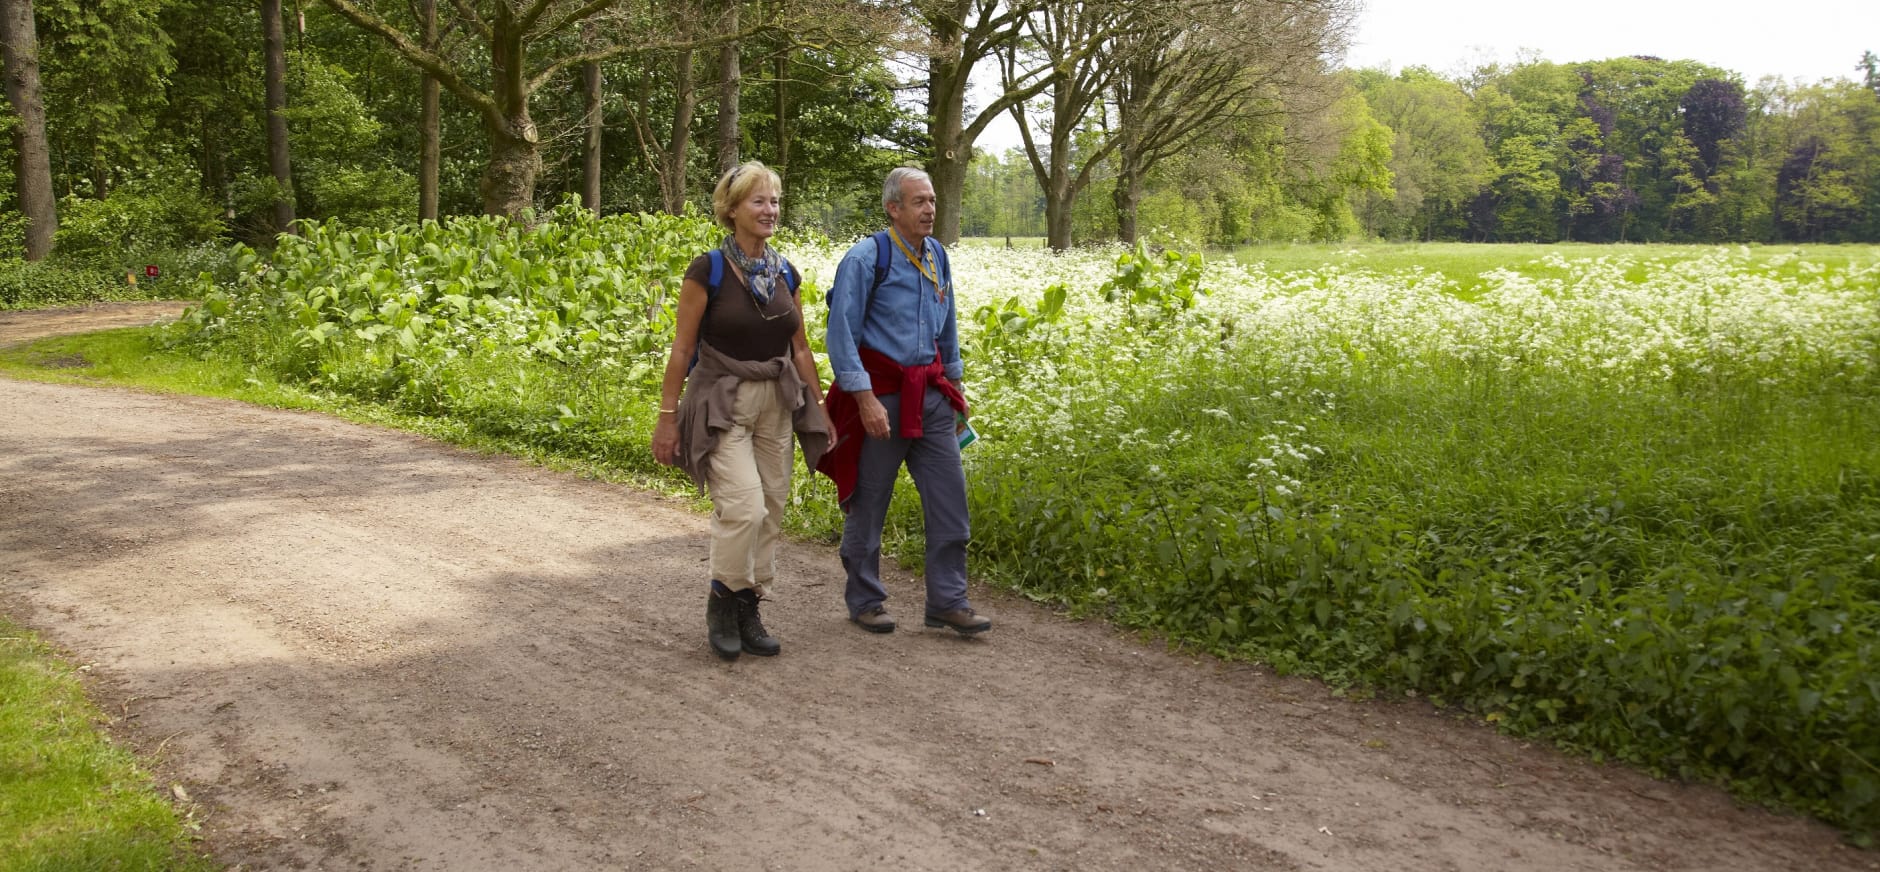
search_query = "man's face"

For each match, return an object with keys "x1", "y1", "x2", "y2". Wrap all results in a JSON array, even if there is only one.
[{"x1": 887, "y1": 177, "x2": 937, "y2": 244}]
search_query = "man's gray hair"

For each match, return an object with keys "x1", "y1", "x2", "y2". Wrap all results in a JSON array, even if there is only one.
[{"x1": 883, "y1": 166, "x2": 933, "y2": 208}]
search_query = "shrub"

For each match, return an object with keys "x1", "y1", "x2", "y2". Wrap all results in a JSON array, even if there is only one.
[
  {"x1": 0, "y1": 259, "x2": 128, "y2": 309},
  {"x1": 54, "y1": 174, "x2": 225, "y2": 262}
]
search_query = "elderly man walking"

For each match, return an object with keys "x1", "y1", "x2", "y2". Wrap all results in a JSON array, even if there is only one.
[{"x1": 817, "y1": 167, "x2": 991, "y2": 636}]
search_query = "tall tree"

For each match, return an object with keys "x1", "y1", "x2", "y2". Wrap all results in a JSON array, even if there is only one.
[
  {"x1": 916, "y1": 0, "x2": 1055, "y2": 244},
  {"x1": 1355, "y1": 67, "x2": 1491, "y2": 240},
  {"x1": 263, "y1": 0, "x2": 297, "y2": 233},
  {"x1": 157, "y1": 0, "x2": 260, "y2": 220},
  {"x1": 1681, "y1": 78, "x2": 1747, "y2": 178},
  {"x1": 1109, "y1": 0, "x2": 1350, "y2": 244},
  {"x1": 321, "y1": 0, "x2": 673, "y2": 217},
  {"x1": 713, "y1": 0, "x2": 740, "y2": 172},
  {"x1": 999, "y1": 0, "x2": 1122, "y2": 250},
  {"x1": 0, "y1": 0, "x2": 55, "y2": 258},
  {"x1": 620, "y1": 7, "x2": 702, "y2": 215},
  {"x1": 34, "y1": 0, "x2": 175, "y2": 198},
  {"x1": 417, "y1": 0, "x2": 441, "y2": 220},
  {"x1": 317, "y1": 0, "x2": 880, "y2": 218},
  {"x1": 579, "y1": 20, "x2": 601, "y2": 212}
]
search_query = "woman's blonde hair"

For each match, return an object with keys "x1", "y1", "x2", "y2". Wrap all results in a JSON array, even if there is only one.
[{"x1": 712, "y1": 161, "x2": 782, "y2": 230}]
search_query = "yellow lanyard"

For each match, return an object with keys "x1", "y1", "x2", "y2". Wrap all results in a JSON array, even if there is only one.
[{"x1": 888, "y1": 227, "x2": 944, "y2": 302}]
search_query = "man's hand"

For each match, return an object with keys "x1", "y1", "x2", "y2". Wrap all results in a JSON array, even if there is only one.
[
  {"x1": 949, "y1": 378, "x2": 969, "y2": 420},
  {"x1": 855, "y1": 391, "x2": 891, "y2": 439}
]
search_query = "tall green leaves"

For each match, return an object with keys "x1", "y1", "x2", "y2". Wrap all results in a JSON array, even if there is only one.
[
  {"x1": 179, "y1": 204, "x2": 721, "y2": 380},
  {"x1": 34, "y1": 0, "x2": 174, "y2": 196}
]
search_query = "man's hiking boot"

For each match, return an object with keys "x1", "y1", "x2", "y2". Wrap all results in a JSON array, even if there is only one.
[
  {"x1": 851, "y1": 604, "x2": 897, "y2": 634},
  {"x1": 924, "y1": 607, "x2": 992, "y2": 635}
]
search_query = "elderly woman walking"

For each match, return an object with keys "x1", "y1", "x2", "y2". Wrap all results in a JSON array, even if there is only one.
[{"x1": 651, "y1": 161, "x2": 830, "y2": 661}]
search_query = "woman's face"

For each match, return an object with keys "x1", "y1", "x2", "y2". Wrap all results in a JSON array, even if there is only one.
[{"x1": 731, "y1": 184, "x2": 781, "y2": 241}]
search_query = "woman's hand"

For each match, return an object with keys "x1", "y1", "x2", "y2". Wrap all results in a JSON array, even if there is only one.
[{"x1": 651, "y1": 414, "x2": 680, "y2": 466}]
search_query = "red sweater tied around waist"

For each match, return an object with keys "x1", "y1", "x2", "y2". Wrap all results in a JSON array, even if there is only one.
[{"x1": 815, "y1": 347, "x2": 967, "y2": 509}]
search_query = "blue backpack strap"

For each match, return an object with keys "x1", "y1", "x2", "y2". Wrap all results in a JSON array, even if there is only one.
[
  {"x1": 689, "y1": 250, "x2": 729, "y2": 375},
  {"x1": 781, "y1": 256, "x2": 801, "y2": 297},
  {"x1": 705, "y1": 249, "x2": 726, "y2": 299},
  {"x1": 870, "y1": 231, "x2": 892, "y2": 294}
]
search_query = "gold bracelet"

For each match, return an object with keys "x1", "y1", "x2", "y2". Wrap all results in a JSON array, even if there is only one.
[{"x1": 659, "y1": 407, "x2": 678, "y2": 414}]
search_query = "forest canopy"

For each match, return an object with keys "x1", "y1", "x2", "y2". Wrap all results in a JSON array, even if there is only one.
[{"x1": 1, "y1": 0, "x2": 1876, "y2": 257}]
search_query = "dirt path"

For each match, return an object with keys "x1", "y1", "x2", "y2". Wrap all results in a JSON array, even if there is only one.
[
  {"x1": 0, "y1": 299, "x2": 190, "y2": 346},
  {"x1": 0, "y1": 303, "x2": 1872, "y2": 871}
]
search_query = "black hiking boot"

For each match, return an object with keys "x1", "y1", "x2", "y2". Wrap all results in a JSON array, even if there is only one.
[
  {"x1": 733, "y1": 588, "x2": 781, "y2": 657},
  {"x1": 707, "y1": 587, "x2": 741, "y2": 661}
]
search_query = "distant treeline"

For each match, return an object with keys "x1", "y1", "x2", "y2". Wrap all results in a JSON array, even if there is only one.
[{"x1": 964, "y1": 54, "x2": 1880, "y2": 246}]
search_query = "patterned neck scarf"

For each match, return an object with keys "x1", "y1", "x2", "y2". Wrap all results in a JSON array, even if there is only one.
[{"x1": 721, "y1": 235, "x2": 779, "y2": 306}]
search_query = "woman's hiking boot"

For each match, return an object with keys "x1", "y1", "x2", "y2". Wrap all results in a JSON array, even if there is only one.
[
  {"x1": 733, "y1": 589, "x2": 781, "y2": 656},
  {"x1": 706, "y1": 587, "x2": 742, "y2": 661}
]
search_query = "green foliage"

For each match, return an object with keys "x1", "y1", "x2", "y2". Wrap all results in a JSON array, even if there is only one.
[
  {"x1": 52, "y1": 174, "x2": 226, "y2": 262},
  {"x1": 1354, "y1": 67, "x2": 1495, "y2": 240},
  {"x1": 0, "y1": 619, "x2": 215, "y2": 871},
  {"x1": 172, "y1": 203, "x2": 725, "y2": 435},
  {"x1": 284, "y1": 51, "x2": 418, "y2": 228},
  {"x1": 0, "y1": 260, "x2": 123, "y2": 309},
  {"x1": 35, "y1": 0, "x2": 177, "y2": 195},
  {"x1": 1101, "y1": 240, "x2": 1206, "y2": 327}
]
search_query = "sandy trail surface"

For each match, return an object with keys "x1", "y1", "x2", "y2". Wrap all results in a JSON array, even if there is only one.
[{"x1": 1, "y1": 303, "x2": 1872, "y2": 871}]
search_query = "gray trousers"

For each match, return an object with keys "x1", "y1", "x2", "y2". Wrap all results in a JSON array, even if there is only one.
[{"x1": 841, "y1": 386, "x2": 971, "y2": 618}]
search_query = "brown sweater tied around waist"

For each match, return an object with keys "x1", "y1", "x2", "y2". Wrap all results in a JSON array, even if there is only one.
[{"x1": 674, "y1": 340, "x2": 831, "y2": 492}]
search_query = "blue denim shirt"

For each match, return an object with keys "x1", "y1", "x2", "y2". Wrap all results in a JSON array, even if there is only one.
[{"x1": 824, "y1": 234, "x2": 963, "y2": 393}]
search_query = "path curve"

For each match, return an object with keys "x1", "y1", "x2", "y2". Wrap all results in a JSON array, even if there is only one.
[{"x1": 0, "y1": 304, "x2": 1871, "y2": 871}]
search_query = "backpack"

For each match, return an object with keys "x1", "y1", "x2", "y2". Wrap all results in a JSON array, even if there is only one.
[{"x1": 843, "y1": 231, "x2": 951, "y2": 321}]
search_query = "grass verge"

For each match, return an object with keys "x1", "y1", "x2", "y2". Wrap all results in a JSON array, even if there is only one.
[{"x1": 0, "y1": 616, "x2": 216, "y2": 871}]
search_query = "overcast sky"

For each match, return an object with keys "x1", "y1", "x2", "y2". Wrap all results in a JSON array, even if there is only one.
[
  {"x1": 1342, "y1": 0, "x2": 1878, "y2": 84},
  {"x1": 977, "y1": 1, "x2": 1878, "y2": 152}
]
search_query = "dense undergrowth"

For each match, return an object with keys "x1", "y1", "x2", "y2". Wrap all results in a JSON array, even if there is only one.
[
  {"x1": 157, "y1": 206, "x2": 1880, "y2": 838},
  {"x1": 0, "y1": 246, "x2": 236, "y2": 310}
]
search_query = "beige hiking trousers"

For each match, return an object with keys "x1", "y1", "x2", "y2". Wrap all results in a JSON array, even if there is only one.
[{"x1": 707, "y1": 379, "x2": 793, "y2": 595}]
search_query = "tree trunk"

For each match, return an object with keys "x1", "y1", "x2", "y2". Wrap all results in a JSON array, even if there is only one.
[
  {"x1": 418, "y1": 0, "x2": 439, "y2": 221},
  {"x1": 1044, "y1": 154, "x2": 1073, "y2": 250},
  {"x1": 660, "y1": 48, "x2": 696, "y2": 214},
  {"x1": 1040, "y1": 75, "x2": 1082, "y2": 251},
  {"x1": 0, "y1": 0, "x2": 56, "y2": 260},
  {"x1": 713, "y1": 1, "x2": 740, "y2": 173},
  {"x1": 200, "y1": 115, "x2": 229, "y2": 217},
  {"x1": 772, "y1": 47, "x2": 789, "y2": 223},
  {"x1": 262, "y1": 0, "x2": 296, "y2": 234},
  {"x1": 480, "y1": 16, "x2": 540, "y2": 217},
  {"x1": 1113, "y1": 160, "x2": 1142, "y2": 246},
  {"x1": 926, "y1": 28, "x2": 970, "y2": 244},
  {"x1": 582, "y1": 58, "x2": 602, "y2": 213},
  {"x1": 480, "y1": 117, "x2": 540, "y2": 218}
]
